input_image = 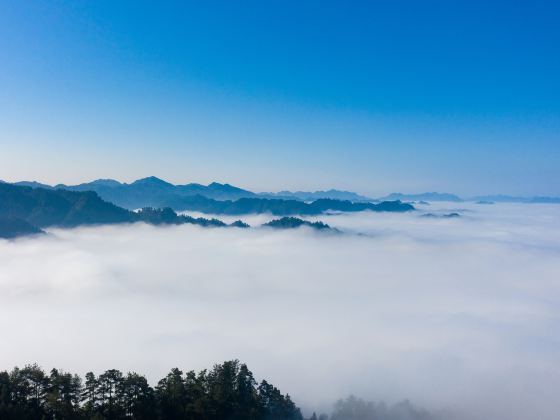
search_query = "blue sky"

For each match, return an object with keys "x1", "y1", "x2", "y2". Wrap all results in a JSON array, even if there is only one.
[{"x1": 1, "y1": 0, "x2": 558, "y2": 196}]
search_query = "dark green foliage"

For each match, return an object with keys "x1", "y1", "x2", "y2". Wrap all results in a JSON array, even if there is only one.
[
  {"x1": 258, "y1": 380, "x2": 302, "y2": 420},
  {"x1": 0, "y1": 361, "x2": 303, "y2": 420},
  {"x1": 263, "y1": 217, "x2": 331, "y2": 230},
  {"x1": 47, "y1": 369, "x2": 82, "y2": 419}
]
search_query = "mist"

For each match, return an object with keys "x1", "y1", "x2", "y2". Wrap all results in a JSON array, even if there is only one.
[{"x1": 1, "y1": 203, "x2": 559, "y2": 419}]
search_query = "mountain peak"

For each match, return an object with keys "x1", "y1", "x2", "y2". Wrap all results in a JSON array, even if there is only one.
[
  {"x1": 14, "y1": 181, "x2": 53, "y2": 189},
  {"x1": 131, "y1": 176, "x2": 174, "y2": 187},
  {"x1": 208, "y1": 182, "x2": 230, "y2": 188},
  {"x1": 89, "y1": 179, "x2": 122, "y2": 187},
  {"x1": 208, "y1": 182, "x2": 248, "y2": 193}
]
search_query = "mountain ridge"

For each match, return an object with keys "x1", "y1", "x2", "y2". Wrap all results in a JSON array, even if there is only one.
[
  {"x1": 0, "y1": 184, "x2": 247, "y2": 238},
  {"x1": 6, "y1": 178, "x2": 559, "y2": 205}
]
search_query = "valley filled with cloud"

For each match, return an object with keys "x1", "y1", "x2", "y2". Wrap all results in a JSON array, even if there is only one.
[{"x1": 1, "y1": 203, "x2": 559, "y2": 419}]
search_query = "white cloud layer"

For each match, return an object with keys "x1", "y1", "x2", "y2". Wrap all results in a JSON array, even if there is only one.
[{"x1": 1, "y1": 202, "x2": 560, "y2": 419}]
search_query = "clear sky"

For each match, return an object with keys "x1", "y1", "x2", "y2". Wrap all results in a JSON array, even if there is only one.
[{"x1": 1, "y1": 0, "x2": 558, "y2": 196}]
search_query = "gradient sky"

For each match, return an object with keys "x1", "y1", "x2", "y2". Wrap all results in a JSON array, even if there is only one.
[{"x1": 1, "y1": 0, "x2": 559, "y2": 196}]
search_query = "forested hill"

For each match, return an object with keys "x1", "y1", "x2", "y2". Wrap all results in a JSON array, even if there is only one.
[
  {"x1": 11, "y1": 177, "x2": 378, "y2": 206},
  {"x1": 0, "y1": 184, "x2": 244, "y2": 238},
  {"x1": 6, "y1": 177, "x2": 415, "y2": 213},
  {"x1": 0, "y1": 183, "x2": 411, "y2": 238},
  {"x1": 160, "y1": 196, "x2": 414, "y2": 216},
  {"x1": 0, "y1": 217, "x2": 44, "y2": 239},
  {"x1": 0, "y1": 183, "x2": 131, "y2": 228},
  {"x1": 5, "y1": 177, "x2": 414, "y2": 215},
  {"x1": 14, "y1": 176, "x2": 258, "y2": 206},
  {"x1": 263, "y1": 217, "x2": 332, "y2": 230}
]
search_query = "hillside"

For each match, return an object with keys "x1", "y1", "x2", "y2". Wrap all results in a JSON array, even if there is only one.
[
  {"x1": 7, "y1": 177, "x2": 386, "y2": 207},
  {"x1": 162, "y1": 195, "x2": 414, "y2": 215},
  {"x1": 0, "y1": 184, "x2": 243, "y2": 238},
  {"x1": 263, "y1": 217, "x2": 332, "y2": 230},
  {"x1": 0, "y1": 183, "x2": 132, "y2": 228},
  {"x1": 0, "y1": 217, "x2": 44, "y2": 239}
]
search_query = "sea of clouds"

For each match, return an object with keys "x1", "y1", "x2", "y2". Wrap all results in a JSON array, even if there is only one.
[{"x1": 1, "y1": 202, "x2": 559, "y2": 419}]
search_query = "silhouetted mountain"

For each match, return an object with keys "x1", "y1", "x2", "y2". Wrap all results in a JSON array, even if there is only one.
[
  {"x1": 261, "y1": 189, "x2": 374, "y2": 202},
  {"x1": 131, "y1": 176, "x2": 174, "y2": 188},
  {"x1": 230, "y1": 219, "x2": 251, "y2": 228},
  {"x1": 0, "y1": 184, "x2": 241, "y2": 238},
  {"x1": 380, "y1": 192, "x2": 462, "y2": 202},
  {"x1": 0, "y1": 183, "x2": 132, "y2": 229},
  {"x1": 85, "y1": 178, "x2": 123, "y2": 187},
  {"x1": 9, "y1": 179, "x2": 560, "y2": 207},
  {"x1": 135, "y1": 207, "x2": 238, "y2": 228},
  {"x1": 470, "y1": 194, "x2": 560, "y2": 203},
  {"x1": 6, "y1": 178, "x2": 412, "y2": 215},
  {"x1": 13, "y1": 181, "x2": 54, "y2": 189},
  {"x1": 0, "y1": 217, "x2": 44, "y2": 239},
  {"x1": 263, "y1": 217, "x2": 332, "y2": 230},
  {"x1": 162, "y1": 196, "x2": 414, "y2": 215},
  {"x1": 528, "y1": 196, "x2": 560, "y2": 203},
  {"x1": 0, "y1": 183, "x2": 412, "y2": 238},
  {"x1": 48, "y1": 176, "x2": 257, "y2": 208},
  {"x1": 470, "y1": 194, "x2": 524, "y2": 203}
]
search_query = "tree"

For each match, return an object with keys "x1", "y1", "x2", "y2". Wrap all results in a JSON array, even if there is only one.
[
  {"x1": 0, "y1": 361, "x2": 309, "y2": 420},
  {"x1": 81, "y1": 371, "x2": 99, "y2": 416},
  {"x1": 45, "y1": 368, "x2": 82, "y2": 419},
  {"x1": 121, "y1": 372, "x2": 155, "y2": 419},
  {"x1": 155, "y1": 368, "x2": 187, "y2": 420},
  {"x1": 97, "y1": 369, "x2": 125, "y2": 419},
  {"x1": 258, "y1": 380, "x2": 303, "y2": 420}
]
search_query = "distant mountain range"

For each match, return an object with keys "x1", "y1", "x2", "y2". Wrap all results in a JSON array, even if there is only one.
[
  {"x1": 260, "y1": 189, "x2": 373, "y2": 202},
  {"x1": 2, "y1": 177, "x2": 414, "y2": 215},
  {"x1": 379, "y1": 191, "x2": 560, "y2": 203},
  {"x1": 9, "y1": 177, "x2": 378, "y2": 208},
  {"x1": 379, "y1": 192, "x2": 463, "y2": 202},
  {"x1": 12, "y1": 176, "x2": 257, "y2": 208},
  {"x1": 4, "y1": 177, "x2": 558, "y2": 208},
  {"x1": 0, "y1": 183, "x2": 246, "y2": 238},
  {"x1": 160, "y1": 196, "x2": 413, "y2": 216},
  {"x1": 469, "y1": 195, "x2": 560, "y2": 203},
  {"x1": 0, "y1": 183, "x2": 413, "y2": 238}
]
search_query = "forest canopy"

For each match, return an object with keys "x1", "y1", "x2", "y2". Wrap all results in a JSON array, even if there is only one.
[{"x1": 0, "y1": 361, "x2": 437, "y2": 420}]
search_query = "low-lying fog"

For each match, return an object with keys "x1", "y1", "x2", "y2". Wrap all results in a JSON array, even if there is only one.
[{"x1": 1, "y1": 202, "x2": 560, "y2": 419}]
